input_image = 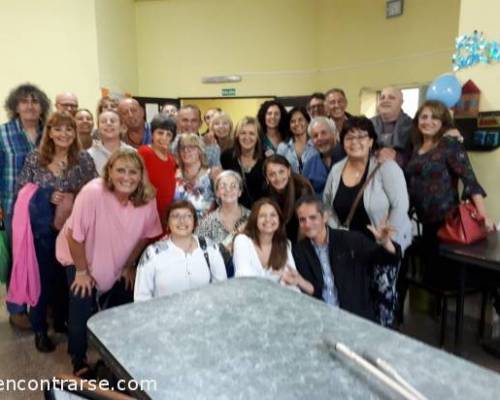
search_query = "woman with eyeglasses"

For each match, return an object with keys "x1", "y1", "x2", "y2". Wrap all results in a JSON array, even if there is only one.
[
  {"x1": 197, "y1": 171, "x2": 250, "y2": 276},
  {"x1": 174, "y1": 133, "x2": 216, "y2": 219},
  {"x1": 135, "y1": 200, "x2": 227, "y2": 301},
  {"x1": 323, "y1": 116, "x2": 411, "y2": 326}
]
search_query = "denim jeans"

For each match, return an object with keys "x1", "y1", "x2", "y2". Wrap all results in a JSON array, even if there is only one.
[
  {"x1": 28, "y1": 227, "x2": 57, "y2": 333},
  {"x1": 66, "y1": 266, "x2": 133, "y2": 367}
]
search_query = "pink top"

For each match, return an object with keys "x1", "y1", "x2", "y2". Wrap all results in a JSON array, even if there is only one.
[
  {"x1": 7, "y1": 183, "x2": 40, "y2": 306},
  {"x1": 56, "y1": 178, "x2": 162, "y2": 291}
]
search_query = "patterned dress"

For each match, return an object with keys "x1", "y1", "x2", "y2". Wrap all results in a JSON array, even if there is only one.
[
  {"x1": 173, "y1": 169, "x2": 215, "y2": 219},
  {"x1": 406, "y1": 137, "x2": 486, "y2": 289},
  {"x1": 17, "y1": 150, "x2": 98, "y2": 194},
  {"x1": 196, "y1": 207, "x2": 250, "y2": 248},
  {"x1": 406, "y1": 137, "x2": 486, "y2": 224}
]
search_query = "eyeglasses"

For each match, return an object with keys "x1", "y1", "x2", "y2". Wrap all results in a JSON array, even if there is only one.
[
  {"x1": 344, "y1": 133, "x2": 370, "y2": 142},
  {"x1": 58, "y1": 103, "x2": 78, "y2": 109},
  {"x1": 179, "y1": 145, "x2": 198, "y2": 153},
  {"x1": 218, "y1": 183, "x2": 239, "y2": 191},
  {"x1": 169, "y1": 212, "x2": 194, "y2": 221}
]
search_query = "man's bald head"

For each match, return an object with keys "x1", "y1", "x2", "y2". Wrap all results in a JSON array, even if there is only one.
[
  {"x1": 55, "y1": 92, "x2": 78, "y2": 115},
  {"x1": 118, "y1": 98, "x2": 144, "y2": 130},
  {"x1": 377, "y1": 87, "x2": 403, "y2": 122}
]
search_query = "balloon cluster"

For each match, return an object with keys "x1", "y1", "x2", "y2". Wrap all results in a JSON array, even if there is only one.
[
  {"x1": 426, "y1": 74, "x2": 461, "y2": 108},
  {"x1": 453, "y1": 31, "x2": 500, "y2": 71}
]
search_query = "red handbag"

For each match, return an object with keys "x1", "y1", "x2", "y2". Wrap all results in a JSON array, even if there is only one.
[{"x1": 437, "y1": 202, "x2": 488, "y2": 244}]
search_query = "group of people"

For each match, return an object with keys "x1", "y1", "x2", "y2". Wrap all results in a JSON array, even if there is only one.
[{"x1": 0, "y1": 82, "x2": 493, "y2": 379}]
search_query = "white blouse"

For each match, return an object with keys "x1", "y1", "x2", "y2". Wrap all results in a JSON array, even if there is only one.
[
  {"x1": 233, "y1": 234, "x2": 298, "y2": 289},
  {"x1": 134, "y1": 236, "x2": 227, "y2": 301}
]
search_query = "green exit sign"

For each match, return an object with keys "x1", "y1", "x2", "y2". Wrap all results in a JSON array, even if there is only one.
[{"x1": 221, "y1": 88, "x2": 236, "y2": 97}]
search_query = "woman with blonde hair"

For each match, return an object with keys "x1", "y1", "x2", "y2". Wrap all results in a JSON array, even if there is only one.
[
  {"x1": 210, "y1": 111, "x2": 234, "y2": 153},
  {"x1": 174, "y1": 133, "x2": 215, "y2": 218},
  {"x1": 56, "y1": 148, "x2": 162, "y2": 377},
  {"x1": 220, "y1": 116, "x2": 266, "y2": 209}
]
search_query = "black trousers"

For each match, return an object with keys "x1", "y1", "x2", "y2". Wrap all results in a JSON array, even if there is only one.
[{"x1": 66, "y1": 266, "x2": 133, "y2": 367}]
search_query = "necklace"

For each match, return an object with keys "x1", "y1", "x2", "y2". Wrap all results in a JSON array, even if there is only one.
[{"x1": 49, "y1": 157, "x2": 68, "y2": 177}]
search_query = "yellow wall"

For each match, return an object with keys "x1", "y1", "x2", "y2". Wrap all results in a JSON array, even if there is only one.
[
  {"x1": 135, "y1": 0, "x2": 460, "y2": 112},
  {"x1": 457, "y1": 0, "x2": 500, "y2": 221},
  {"x1": 0, "y1": 0, "x2": 101, "y2": 121},
  {"x1": 316, "y1": 0, "x2": 460, "y2": 113},
  {"x1": 135, "y1": 0, "x2": 318, "y2": 98},
  {"x1": 94, "y1": 0, "x2": 138, "y2": 95}
]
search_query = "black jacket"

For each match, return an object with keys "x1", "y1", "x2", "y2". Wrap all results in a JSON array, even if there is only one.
[{"x1": 293, "y1": 227, "x2": 401, "y2": 321}]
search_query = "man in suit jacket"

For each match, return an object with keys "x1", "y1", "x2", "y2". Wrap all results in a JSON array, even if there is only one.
[{"x1": 293, "y1": 195, "x2": 401, "y2": 321}]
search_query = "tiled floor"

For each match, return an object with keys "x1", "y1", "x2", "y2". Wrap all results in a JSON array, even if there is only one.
[{"x1": 0, "y1": 287, "x2": 500, "y2": 399}]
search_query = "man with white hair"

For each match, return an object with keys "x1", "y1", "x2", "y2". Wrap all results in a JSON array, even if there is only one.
[
  {"x1": 370, "y1": 87, "x2": 413, "y2": 167},
  {"x1": 303, "y1": 117, "x2": 345, "y2": 195}
]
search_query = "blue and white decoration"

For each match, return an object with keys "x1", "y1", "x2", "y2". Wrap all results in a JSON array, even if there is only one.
[{"x1": 453, "y1": 31, "x2": 500, "y2": 71}]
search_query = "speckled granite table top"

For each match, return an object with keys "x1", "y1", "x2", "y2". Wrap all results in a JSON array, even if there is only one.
[{"x1": 88, "y1": 278, "x2": 500, "y2": 400}]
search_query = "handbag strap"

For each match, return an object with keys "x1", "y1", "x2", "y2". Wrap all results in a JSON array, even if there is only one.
[
  {"x1": 344, "y1": 162, "x2": 382, "y2": 229},
  {"x1": 198, "y1": 236, "x2": 212, "y2": 283}
]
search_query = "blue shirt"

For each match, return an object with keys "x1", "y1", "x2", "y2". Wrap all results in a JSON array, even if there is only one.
[
  {"x1": 142, "y1": 122, "x2": 152, "y2": 145},
  {"x1": 303, "y1": 144, "x2": 345, "y2": 196},
  {"x1": 276, "y1": 138, "x2": 317, "y2": 174},
  {"x1": 311, "y1": 232, "x2": 338, "y2": 307},
  {"x1": 0, "y1": 118, "x2": 41, "y2": 219}
]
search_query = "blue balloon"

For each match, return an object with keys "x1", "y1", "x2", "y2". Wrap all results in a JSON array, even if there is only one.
[{"x1": 426, "y1": 74, "x2": 462, "y2": 107}]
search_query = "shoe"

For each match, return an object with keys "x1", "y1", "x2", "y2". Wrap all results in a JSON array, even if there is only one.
[
  {"x1": 73, "y1": 360, "x2": 96, "y2": 380},
  {"x1": 35, "y1": 332, "x2": 56, "y2": 353},
  {"x1": 9, "y1": 313, "x2": 32, "y2": 331}
]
